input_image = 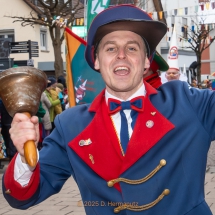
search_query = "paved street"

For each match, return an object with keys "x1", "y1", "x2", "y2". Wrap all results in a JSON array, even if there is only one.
[{"x1": 0, "y1": 161, "x2": 215, "y2": 215}]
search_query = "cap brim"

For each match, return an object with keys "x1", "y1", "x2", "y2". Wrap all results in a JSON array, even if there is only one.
[{"x1": 153, "y1": 51, "x2": 169, "y2": 71}]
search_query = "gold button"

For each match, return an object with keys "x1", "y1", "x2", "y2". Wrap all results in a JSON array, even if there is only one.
[
  {"x1": 107, "y1": 181, "x2": 114, "y2": 187},
  {"x1": 163, "y1": 189, "x2": 170, "y2": 195},
  {"x1": 5, "y1": 189, "x2": 11, "y2": 194},
  {"x1": 114, "y1": 208, "x2": 120, "y2": 213},
  {"x1": 160, "y1": 159, "x2": 166, "y2": 166}
]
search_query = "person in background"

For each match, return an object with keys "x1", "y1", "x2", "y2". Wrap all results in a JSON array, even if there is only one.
[
  {"x1": 40, "y1": 92, "x2": 52, "y2": 137},
  {"x1": 162, "y1": 23, "x2": 181, "y2": 83},
  {"x1": 47, "y1": 77, "x2": 56, "y2": 87},
  {"x1": 57, "y1": 74, "x2": 68, "y2": 110},
  {"x1": 57, "y1": 75, "x2": 66, "y2": 89},
  {"x1": 165, "y1": 68, "x2": 180, "y2": 81},
  {"x1": 0, "y1": 98, "x2": 16, "y2": 161},
  {"x1": 191, "y1": 79, "x2": 198, "y2": 88},
  {"x1": 45, "y1": 82, "x2": 62, "y2": 132},
  {"x1": 56, "y1": 83, "x2": 65, "y2": 111},
  {"x1": 49, "y1": 83, "x2": 63, "y2": 115},
  {"x1": 3, "y1": 5, "x2": 215, "y2": 215},
  {"x1": 143, "y1": 51, "x2": 169, "y2": 88},
  {"x1": 0, "y1": 100, "x2": 7, "y2": 169}
]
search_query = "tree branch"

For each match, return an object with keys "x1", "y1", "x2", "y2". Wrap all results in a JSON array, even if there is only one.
[{"x1": 4, "y1": 14, "x2": 49, "y2": 27}]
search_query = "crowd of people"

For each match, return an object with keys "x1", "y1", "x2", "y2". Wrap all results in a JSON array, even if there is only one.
[
  {"x1": 34, "y1": 74, "x2": 69, "y2": 149},
  {"x1": 191, "y1": 78, "x2": 213, "y2": 89}
]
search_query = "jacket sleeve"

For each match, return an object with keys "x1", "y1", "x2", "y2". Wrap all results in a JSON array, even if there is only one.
[
  {"x1": 182, "y1": 82, "x2": 215, "y2": 140},
  {"x1": 2, "y1": 114, "x2": 74, "y2": 209}
]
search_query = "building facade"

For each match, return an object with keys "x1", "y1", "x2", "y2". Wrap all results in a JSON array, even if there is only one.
[{"x1": 0, "y1": 0, "x2": 84, "y2": 77}]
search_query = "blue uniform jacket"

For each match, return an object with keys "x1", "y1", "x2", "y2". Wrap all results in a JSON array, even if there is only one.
[{"x1": 2, "y1": 81, "x2": 215, "y2": 215}]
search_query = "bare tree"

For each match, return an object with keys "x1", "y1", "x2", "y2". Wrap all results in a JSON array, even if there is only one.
[
  {"x1": 179, "y1": 18, "x2": 215, "y2": 83},
  {"x1": 5, "y1": 0, "x2": 84, "y2": 78}
]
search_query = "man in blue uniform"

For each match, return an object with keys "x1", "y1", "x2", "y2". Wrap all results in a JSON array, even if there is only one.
[{"x1": 2, "y1": 4, "x2": 214, "y2": 215}]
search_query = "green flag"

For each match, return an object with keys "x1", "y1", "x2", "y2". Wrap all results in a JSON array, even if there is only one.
[{"x1": 87, "y1": 0, "x2": 110, "y2": 31}]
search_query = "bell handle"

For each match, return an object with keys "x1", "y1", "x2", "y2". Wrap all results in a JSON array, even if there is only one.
[{"x1": 23, "y1": 112, "x2": 38, "y2": 168}]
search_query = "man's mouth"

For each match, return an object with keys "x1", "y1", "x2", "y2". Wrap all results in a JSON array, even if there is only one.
[{"x1": 114, "y1": 67, "x2": 129, "y2": 75}]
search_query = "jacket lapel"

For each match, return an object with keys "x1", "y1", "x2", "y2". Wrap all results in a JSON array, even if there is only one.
[{"x1": 68, "y1": 91, "x2": 123, "y2": 189}]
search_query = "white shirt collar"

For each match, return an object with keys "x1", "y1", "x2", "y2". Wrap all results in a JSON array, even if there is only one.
[{"x1": 105, "y1": 83, "x2": 146, "y2": 104}]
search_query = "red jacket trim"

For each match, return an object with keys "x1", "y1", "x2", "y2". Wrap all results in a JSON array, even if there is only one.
[{"x1": 4, "y1": 153, "x2": 40, "y2": 201}]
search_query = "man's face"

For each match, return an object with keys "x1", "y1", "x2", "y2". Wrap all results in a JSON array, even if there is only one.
[
  {"x1": 94, "y1": 31, "x2": 149, "y2": 100},
  {"x1": 165, "y1": 68, "x2": 180, "y2": 81}
]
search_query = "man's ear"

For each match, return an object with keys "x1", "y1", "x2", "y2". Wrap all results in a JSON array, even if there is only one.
[
  {"x1": 144, "y1": 57, "x2": 150, "y2": 70},
  {"x1": 94, "y1": 55, "x2": 100, "y2": 70}
]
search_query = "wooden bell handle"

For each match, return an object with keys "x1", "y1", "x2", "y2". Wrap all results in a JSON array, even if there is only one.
[{"x1": 23, "y1": 112, "x2": 38, "y2": 168}]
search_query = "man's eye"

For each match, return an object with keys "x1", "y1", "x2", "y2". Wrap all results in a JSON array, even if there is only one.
[
  {"x1": 128, "y1": 47, "x2": 136, "y2": 51},
  {"x1": 107, "y1": 47, "x2": 115, "y2": 52}
]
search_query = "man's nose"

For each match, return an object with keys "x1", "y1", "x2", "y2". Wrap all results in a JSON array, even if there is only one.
[{"x1": 117, "y1": 48, "x2": 126, "y2": 59}]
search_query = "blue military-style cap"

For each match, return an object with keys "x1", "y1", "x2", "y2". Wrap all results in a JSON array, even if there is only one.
[{"x1": 85, "y1": 4, "x2": 167, "y2": 71}]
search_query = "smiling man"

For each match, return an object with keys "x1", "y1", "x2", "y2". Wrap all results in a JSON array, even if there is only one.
[
  {"x1": 2, "y1": 4, "x2": 215, "y2": 215},
  {"x1": 165, "y1": 68, "x2": 180, "y2": 81}
]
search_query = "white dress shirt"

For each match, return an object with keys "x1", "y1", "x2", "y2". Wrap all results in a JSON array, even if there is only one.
[
  {"x1": 14, "y1": 84, "x2": 146, "y2": 186},
  {"x1": 14, "y1": 149, "x2": 39, "y2": 186}
]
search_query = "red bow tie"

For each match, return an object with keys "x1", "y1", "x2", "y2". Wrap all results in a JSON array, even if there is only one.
[{"x1": 108, "y1": 96, "x2": 144, "y2": 115}]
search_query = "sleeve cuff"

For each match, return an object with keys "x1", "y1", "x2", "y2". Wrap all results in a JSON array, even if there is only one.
[
  {"x1": 3, "y1": 153, "x2": 40, "y2": 201},
  {"x1": 14, "y1": 151, "x2": 39, "y2": 186}
]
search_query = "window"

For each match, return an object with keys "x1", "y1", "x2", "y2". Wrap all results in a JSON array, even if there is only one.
[
  {"x1": 40, "y1": 29, "x2": 47, "y2": 50},
  {"x1": 0, "y1": 29, "x2": 14, "y2": 41},
  {"x1": 0, "y1": 29, "x2": 14, "y2": 58}
]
